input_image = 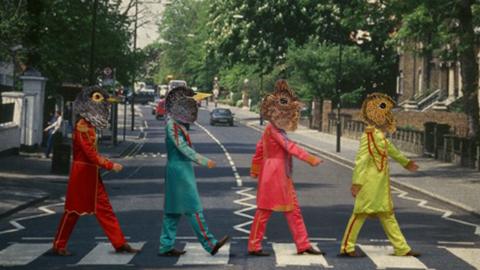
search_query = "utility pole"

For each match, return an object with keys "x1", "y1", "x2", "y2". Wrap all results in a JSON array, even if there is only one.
[
  {"x1": 131, "y1": 0, "x2": 138, "y2": 131},
  {"x1": 89, "y1": 0, "x2": 99, "y2": 85},
  {"x1": 335, "y1": 3, "x2": 344, "y2": 153}
]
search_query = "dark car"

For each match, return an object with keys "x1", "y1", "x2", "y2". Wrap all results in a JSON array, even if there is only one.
[{"x1": 210, "y1": 108, "x2": 234, "y2": 126}]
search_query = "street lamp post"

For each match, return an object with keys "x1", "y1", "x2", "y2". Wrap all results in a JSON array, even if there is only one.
[
  {"x1": 131, "y1": 0, "x2": 138, "y2": 131},
  {"x1": 335, "y1": 41, "x2": 343, "y2": 153}
]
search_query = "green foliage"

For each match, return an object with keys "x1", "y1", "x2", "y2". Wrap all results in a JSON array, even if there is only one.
[
  {"x1": 286, "y1": 41, "x2": 375, "y2": 105},
  {"x1": 0, "y1": 0, "x2": 27, "y2": 59}
]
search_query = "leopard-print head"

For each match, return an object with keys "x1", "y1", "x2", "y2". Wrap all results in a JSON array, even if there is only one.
[
  {"x1": 261, "y1": 79, "x2": 301, "y2": 132},
  {"x1": 361, "y1": 92, "x2": 397, "y2": 133}
]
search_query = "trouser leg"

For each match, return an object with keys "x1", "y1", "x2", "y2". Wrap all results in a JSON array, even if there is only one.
[
  {"x1": 248, "y1": 209, "x2": 272, "y2": 252},
  {"x1": 186, "y1": 212, "x2": 218, "y2": 253},
  {"x1": 95, "y1": 181, "x2": 127, "y2": 249},
  {"x1": 52, "y1": 211, "x2": 79, "y2": 250},
  {"x1": 284, "y1": 197, "x2": 311, "y2": 252},
  {"x1": 159, "y1": 213, "x2": 182, "y2": 253},
  {"x1": 378, "y1": 212, "x2": 411, "y2": 255},
  {"x1": 339, "y1": 213, "x2": 367, "y2": 254}
]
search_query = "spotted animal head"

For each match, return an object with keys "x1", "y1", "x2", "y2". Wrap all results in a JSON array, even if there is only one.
[
  {"x1": 361, "y1": 92, "x2": 397, "y2": 133},
  {"x1": 261, "y1": 79, "x2": 301, "y2": 131},
  {"x1": 165, "y1": 86, "x2": 198, "y2": 124},
  {"x1": 73, "y1": 86, "x2": 111, "y2": 129}
]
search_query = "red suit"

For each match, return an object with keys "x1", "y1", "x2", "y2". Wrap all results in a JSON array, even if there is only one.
[
  {"x1": 53, "y1": 118, "x2": 126, "y2": 250},
  {"x1": 248, "y1": 123, "x2": 318, "y2": 253}
]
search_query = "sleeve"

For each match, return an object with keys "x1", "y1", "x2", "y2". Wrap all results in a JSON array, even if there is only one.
[
  {"x1": 166, "y1": 121, "x2": 210, "y2": 166},
  {"x1": 352, "y1": 133, "x2": 370, "y2": 186},
  {"x1": 76, "y1": 123, "x2": 114, "y2": 170},
  {"x1": 386, "y1": 138, "x2": 410, "y2": 167},
  {"x1": 268, "y1": 125, "x2": 318, "y2": 165},
  {"x1": 250, "y1": 138, "x2": 264, "y2": 176}
]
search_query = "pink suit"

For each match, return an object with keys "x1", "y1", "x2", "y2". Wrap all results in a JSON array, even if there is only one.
[{"x1": 248, "y1": 123, "x2": 318, "y2": 252}]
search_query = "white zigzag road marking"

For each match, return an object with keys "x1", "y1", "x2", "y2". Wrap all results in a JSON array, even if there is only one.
[
  {"x1": 233, "y1": 187, "x2": 257, "y2": 235},
  {"x1": 0, "y1": 201, "x2": 64, "y2": 235},
  {"x1": 391, "y1": 186, "x2": 480, "y2": 236},
  {"x1": 195, "y1": 121, "x2": 255, "y2": 234}
]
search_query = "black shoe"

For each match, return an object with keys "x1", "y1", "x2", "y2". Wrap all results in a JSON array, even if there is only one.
[
  {"x1": 404, "y1": 250, "x2": 421, "y2": 257},
  {"x1": 210, "y1": 235, "x2": 229, "y2": 255},
  {"x1": 48, "y1": 248, "x2": 73, "y2": 256},
  {"x1": 158, "y1": 248, "x2": 186, "y2": 257},
  {"x1": 248, "y1": 250, "x2": 270, "y2": 256},
  {"x1": 298, "y1": 247, "x2": 326, "y2": 255},
  {"x1": 115, "y1": 243, "x2": 140, "y2": 253},
  {"x1": 337, "y1": 251, "x2": 365, "y2": 258}
]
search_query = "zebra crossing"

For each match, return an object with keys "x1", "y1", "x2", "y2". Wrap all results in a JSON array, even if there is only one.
[{"x1": 0, "y1": 240, "x2": 479, "y2": 269}]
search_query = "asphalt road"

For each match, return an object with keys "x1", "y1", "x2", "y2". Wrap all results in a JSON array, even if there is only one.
[{"x1": 0, "y1": 105, "x2": 479, "y2": 270}]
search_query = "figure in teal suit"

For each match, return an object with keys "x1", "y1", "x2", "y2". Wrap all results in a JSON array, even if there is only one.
[{"x1": 159, "y1": 86, "x2": 229, "y2": 257}]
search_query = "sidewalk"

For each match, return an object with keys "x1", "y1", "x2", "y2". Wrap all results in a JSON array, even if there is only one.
[
  {"x1": 0, "y1": 136, "x2": 137, "y2": 219},
  {"x1": 206, "y1": 103, "x2": 480, "y2": 216}
]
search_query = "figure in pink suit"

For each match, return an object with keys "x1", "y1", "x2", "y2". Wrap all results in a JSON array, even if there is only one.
[{"x1": 248, "y1": 80, "x2": 324, "y2": 256}]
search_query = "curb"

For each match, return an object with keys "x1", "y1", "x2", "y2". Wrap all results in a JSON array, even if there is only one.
[
  {"x1": 0, "y1": 195, "x2": 49, "y2": 220},
  {"x1": 240, "y1": 119, "x2": 480, "y2": 217}
]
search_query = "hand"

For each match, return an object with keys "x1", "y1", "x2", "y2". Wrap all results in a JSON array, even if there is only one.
[
  {"x1": 405, "y1": 161, "x2": 419, "y2": 172},
  {"x1": 308, "y1": 156, "x2": 323, "y2": 167},
  {"x1": 207, "y1": 160, "x2": 216, "y2": 169},
  {"x1": 112, "y1": 163, "x2": 123, "y2": 172},
  {"x1": 250, "y1": 173, "x2": 258, "y2": 179},
  {"x1": 351, "y1": 184, "x2": 362, "y2": 198}
]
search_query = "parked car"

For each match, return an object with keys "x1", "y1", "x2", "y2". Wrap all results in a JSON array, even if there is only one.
[
  {"x1": 134, "y1": 91, "x2": 155, "y2": 105},
  {"x1": 210, "y1": 108, "x2": 234, "y2": 126},
  {"x1": 168, "y1": 80, "x2": 187, "y2": 91},
  {"x1": 155, "y1": 98, "x2": 166, "y2": 120}
]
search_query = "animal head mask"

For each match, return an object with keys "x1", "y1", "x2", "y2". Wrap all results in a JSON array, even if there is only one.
[
  {"x1": 165, "y1": 86, "x2": 198, "y2": 124},
  {"x1": 261, "y1": 79, "x2": 301, "y2": 132},
  {"x1": 361, "y1": 92, "x2": 397, "y2": 133},
  {"x1": 73, "y1": 86, "x2": 111, "y2": 129}
]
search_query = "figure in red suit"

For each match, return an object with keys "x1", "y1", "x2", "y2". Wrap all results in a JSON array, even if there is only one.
[
  {"x1": 248, "y1": 80, "x2": 324, "y2": 256},
  {"x1": 51, "y1": 86, "x2": 139, "y2": 256}
]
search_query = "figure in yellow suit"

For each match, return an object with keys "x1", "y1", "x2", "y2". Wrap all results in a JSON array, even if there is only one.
[{"x1": 339, "y1": 93, "x2": 420, "y2": 257}]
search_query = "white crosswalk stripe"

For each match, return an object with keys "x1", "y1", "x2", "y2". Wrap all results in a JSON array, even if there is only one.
[
  {"x1": 0, "y1": 243, "x2": 51, "y2": 266},
  {"x1": 76, "y1": 242, "x2": 145, "y2": 265},
  {"x1": 441, "y1": 246, "x2": 480, "y2": 269},
  {"x1": 359, "y1": 245, "x2": 428, "y2": 269},
  {"x1": 272, "y1": 243, "x2": 332, "y2": 267},
  {"x1": 175, "y1": 242, "x2": 230, "y2": 265}
]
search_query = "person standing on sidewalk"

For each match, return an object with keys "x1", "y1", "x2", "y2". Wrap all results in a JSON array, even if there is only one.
[
  {"x1": 158, "y1": 86, "x2": 229, "y2": 257},
  {"x1": 51, "y1": 86, "x2": 139, "y2": 256},
  {"x1": 248, "y1": 80, "x2": 324, "y2": 256},
  {"x1": 43, "y1": 110, "x2": 63, "y2": 158},
  {"x1": 339, "y1": 93, "x2": 420, "y2": 258}
]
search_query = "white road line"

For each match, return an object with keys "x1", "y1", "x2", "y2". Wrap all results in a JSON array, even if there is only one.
[
  {"x1": 359, "y1": 245, "x2": 429, "y2": 269},
  {"x1": 392, "y1": 186, "x2": 480, "y2": 236},
  {"x1": 309, "y1": 237, "x2": 337, "y2": 241},
  {"x1": 272, "y1": 243, "x2": 332, "y2": 268},
  {"x1": 77, "y1": 242, "x2": 144, "y2": 265},
  {"x1": 233, "y1": 187, "x2": 257, "y2": 235},
  {"x1": 437, "y1": 241, "x2": 475, "y2": 246},
  {"x1": 194, "y1": 122, "x2": 243, "y2": 187},
  {"x1": 0, "y1": 201, "x2": 64, "y2": 235},
  {"x1": 175, "y1": 242, "x2": 230, "y2": 266},
  {"x1": 0, "y1": 243, "x2": 51, "y2": 266},
  {"x1": 94, "y1": 236, "x2": 131, "y2": 240},
  {"x1": 440, "y1": 246, "x2": 480, "y2": 269},
  {"x1": 21, "y1": 237, "x2": 54, "y2": 241}
]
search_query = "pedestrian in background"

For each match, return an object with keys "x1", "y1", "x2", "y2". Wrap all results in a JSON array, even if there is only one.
[{"x1": 44, "y1": 110, "x2": 63, "y2": 158}]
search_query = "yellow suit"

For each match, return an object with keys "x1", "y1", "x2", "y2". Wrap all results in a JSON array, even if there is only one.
[{"x1": 340, "y1": 126, "x2": 412, "y2": 256}]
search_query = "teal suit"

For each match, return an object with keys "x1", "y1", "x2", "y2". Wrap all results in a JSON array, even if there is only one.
[{"x1": 159, "y1": 119, "x2": 218, "y2": 253}]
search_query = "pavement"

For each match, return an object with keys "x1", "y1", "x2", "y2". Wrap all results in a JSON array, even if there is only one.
[
  {"x1": 207, "y1": 102, "x2": 480, "y2": 217},
  {"x1": 0, "y1": 104, "x2": 143, "y2": 220}
]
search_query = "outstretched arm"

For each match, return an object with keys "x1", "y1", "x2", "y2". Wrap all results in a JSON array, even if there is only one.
[
  {"x1": 166, "y1": 121, "x2": 213, "y2": 167},
  {"x1": 76, "y1": 123, "x2": 113, "y2": 171},
  {"x1": 387, "y1": 139, "x2": 418, "y2": 171},
  {"x1": 268, "y1": 125, "x2": 321, "y2": 166}
]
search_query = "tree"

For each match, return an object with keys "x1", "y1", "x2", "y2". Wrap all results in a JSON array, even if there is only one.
[
  {"x1": 0, "y1": 0, "x2": 27, "y2": 60},
  {"x1": 392, "y1": 0, "x2": 480, "y2": 140}
]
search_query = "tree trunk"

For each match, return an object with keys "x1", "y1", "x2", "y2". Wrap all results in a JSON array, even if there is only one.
[{"x1": 457, "y1": 0, "x2": 479, "y2": 141}]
